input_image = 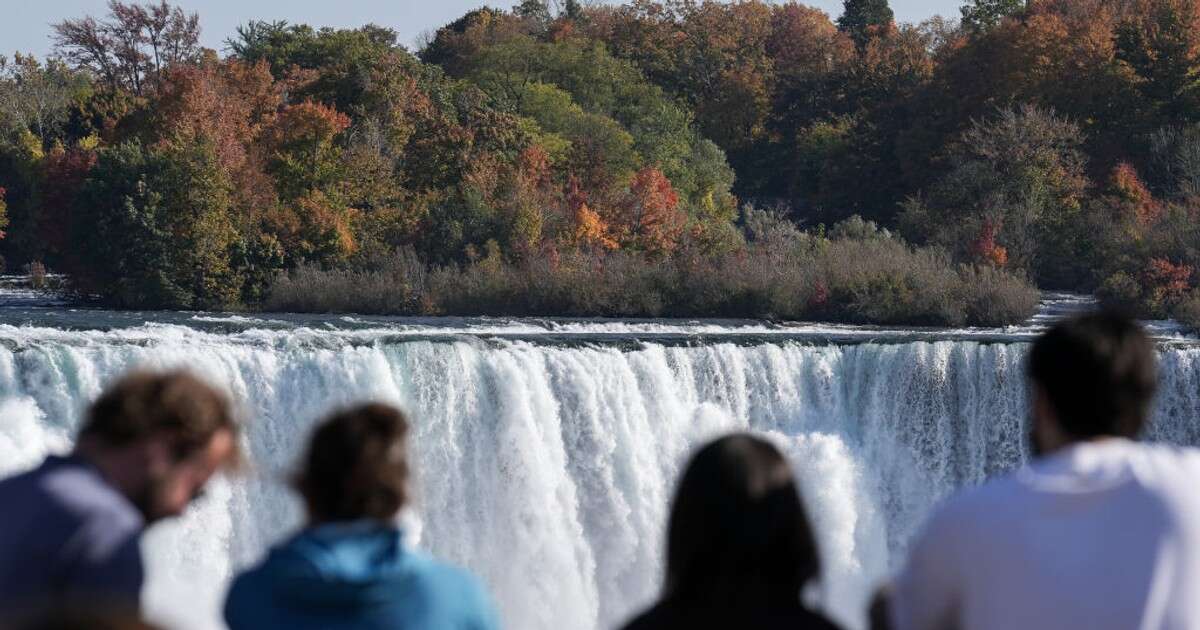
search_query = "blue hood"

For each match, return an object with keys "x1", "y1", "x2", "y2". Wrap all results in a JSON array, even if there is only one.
[
  {"x1": 262, "y1": 522, "x2": 415, "y2": 609},
  {"x1": 225, "y1": 521, "x2": 500, "y2": 630}
]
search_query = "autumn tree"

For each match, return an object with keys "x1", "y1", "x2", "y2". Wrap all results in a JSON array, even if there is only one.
[
  {"x1": 257, "y1": 100, "x2": 357, "y2": 263},
  {"x1": 615, "y1": 166, "x2": 686, "y2": 255},
  {"x1": 38, "y1": 145, "x2": 97, "y2": 264},
  {"x1": 53, "y1": 1, "x2": 201, "y2": 96},
  {"x1": 262, "y1": 101, "x2": 350, "y2": 199},
  {"x1": 1115, "y1": 0, "x2": 1200, "y2": 127},
  {"x1": 813, "y1": 22, "x2": 937, "y2": 221},
  {"x1": 565, "y1": 176, "x2": 617, "y2": 251},
  {"x1": 1108, "y1": 162, "x2": 1163, "y2": 224}
]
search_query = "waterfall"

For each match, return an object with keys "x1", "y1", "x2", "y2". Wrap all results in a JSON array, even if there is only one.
[{"x1": 0, "y1": 322, "x2": 1197, "y2": 630}]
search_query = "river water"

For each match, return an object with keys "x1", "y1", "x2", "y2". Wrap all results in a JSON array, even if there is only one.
[{"x1": 0, "y1": 290, "x2": 1196, "y2": 629}]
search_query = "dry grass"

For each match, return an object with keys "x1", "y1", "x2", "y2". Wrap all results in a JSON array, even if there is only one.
[{"x1": 265, "y1": 236, "x2": 1039, "y2": 326}]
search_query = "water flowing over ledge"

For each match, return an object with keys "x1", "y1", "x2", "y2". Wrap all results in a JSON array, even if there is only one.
[{"x1": 0, "y1": 298, "x2": 1197, "y2": 630}]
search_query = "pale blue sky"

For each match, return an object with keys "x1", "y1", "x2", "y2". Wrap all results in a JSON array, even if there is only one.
[{"x1": 3, "y1": 1, "x2": 962, "y2": 58}]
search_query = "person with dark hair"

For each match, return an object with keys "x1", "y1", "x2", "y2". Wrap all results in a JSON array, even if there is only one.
[
  {"x1": 223, "y1": 403, "x2": 500, "y2": 630},
  {"x1": 620, "y1": 433, "x2": 843, "y2": 630},
  {"x1": 0, "y1": 370, "x2": 240, "y2": 614},
  {"x1": 889, "y1": 311, "x2": 1200, "y2": 630}
]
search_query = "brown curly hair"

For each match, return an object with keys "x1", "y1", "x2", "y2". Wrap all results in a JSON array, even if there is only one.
[
  {"x1": 295, "y1": 403, "x2": 411, "y2": 523},
  {"x1": 80, "y1": 370, "x2": 239, "y2": 465}
]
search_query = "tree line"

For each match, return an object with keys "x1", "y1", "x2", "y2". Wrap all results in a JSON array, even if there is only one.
[{"x1": 0, "y1": 0, "x2": 1197, "y2": 327}]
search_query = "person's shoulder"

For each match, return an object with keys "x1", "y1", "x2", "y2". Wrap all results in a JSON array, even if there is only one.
[
  {"x1": 224, "y1": 561, "x2": 272, "y2": 626},
  {"x1": 407, "y1": 551, "x2": 481, "y2": 589},
  {"x1": 1, "y1": 457, "x2": 140, "y2": 543},
  {"x1": 37, "y1": 458, "x2": 141, "y2": 527},
  {"x1": 405, "y1": 552, "x2": 498, "y2": 624},
  {"x1": 929, "y1": 471, "x2": 1026, "y2": 526},
  {"x1": 1133, "y1": 442, "x2": 1200, "y2": 470},
  {"x1": 1126, "y1": 443, "x2": 1200, "y2": 498},
  {"x1": 53, "y1": 473, "x2": 142, "y2": 542}
]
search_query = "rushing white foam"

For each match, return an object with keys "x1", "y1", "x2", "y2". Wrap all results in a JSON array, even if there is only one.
[{"x1": 0, "y1": 328, "x2": 1198, "y2": 630}]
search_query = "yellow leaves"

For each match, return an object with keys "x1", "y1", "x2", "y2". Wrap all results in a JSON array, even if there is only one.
[
  {"x1": 17, "y1": 130, "x2": 44, "y2": 162},
  {"x1": 267, "y1": 189, "x2": 358, "y2": 264},
  {"x1": 78, "y1": 134, "x2": 101, "y2": 151},
  {"x1": 572, "y1": 202, "x2": 618, "y2": 250}
]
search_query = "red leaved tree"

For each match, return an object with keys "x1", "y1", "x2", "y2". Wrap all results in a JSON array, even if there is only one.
[
  {"x1": 616, "y1": 166, "x2": 686, "y2": 256},
  {"x1": 1145, "y1": 257, "x2": 1193, "y2": 307},
  {"x1": 970, "y1": 217, "x2": 1009, "y2": 267},
  {"x1": 1109, "y1": 163, "x2": 1163, "y2": 225},
  {"x1": 39, "y1": 146, "x2": 97, "y2": 261}
]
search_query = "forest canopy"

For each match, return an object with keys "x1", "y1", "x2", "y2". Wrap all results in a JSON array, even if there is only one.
[{"x1": 2, "y1": 0, "x2": 1199, "y2": 327}]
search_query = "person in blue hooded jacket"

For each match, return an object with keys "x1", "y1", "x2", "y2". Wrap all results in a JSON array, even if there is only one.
[{"x1": 224, "y1": 403, "x2": 500, "y2": 630}]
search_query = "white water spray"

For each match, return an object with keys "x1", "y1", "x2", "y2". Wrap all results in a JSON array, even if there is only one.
[{"x1": 0, "y1": 322, "x2": 1197, "y2": 630}]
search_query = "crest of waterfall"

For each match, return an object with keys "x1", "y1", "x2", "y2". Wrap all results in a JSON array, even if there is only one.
[{"x1": 0, "y1": 325, "x2": 1197, "y2": 630}]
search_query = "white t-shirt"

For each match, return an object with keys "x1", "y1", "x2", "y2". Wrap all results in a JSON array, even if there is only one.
[{"x1": 891, "y1": 439, "x2": 1200, "y2": 630}]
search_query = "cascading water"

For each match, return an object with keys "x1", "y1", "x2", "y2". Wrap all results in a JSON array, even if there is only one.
[{"x1": 0, "y1": 310, "x2": 1197, "y2": 630}]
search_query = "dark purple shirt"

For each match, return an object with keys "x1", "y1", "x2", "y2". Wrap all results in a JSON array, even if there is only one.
[{"x1": 0, "y1": 455, "x2": 144, "y2": 612}]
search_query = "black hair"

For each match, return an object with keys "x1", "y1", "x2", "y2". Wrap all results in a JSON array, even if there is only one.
[
  {"x1": 1028, "y1": 310, "x2": 1157, "y2": 439},
  {"x1": 664, "y1": 433, "x2": 821, "y2": 607}
]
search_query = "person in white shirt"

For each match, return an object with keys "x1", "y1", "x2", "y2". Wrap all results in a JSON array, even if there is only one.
[{"x1": 888, "y1": 311, "x2": 1200, "y2": 630}]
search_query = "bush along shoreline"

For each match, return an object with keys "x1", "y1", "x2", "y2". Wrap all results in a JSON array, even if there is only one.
[{"x1": 265, "y1": 213, "x2": 1040, "y2": 328}]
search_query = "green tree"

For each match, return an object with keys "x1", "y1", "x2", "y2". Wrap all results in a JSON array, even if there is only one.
[
  {"x1": 960, "y1": 0, "x2": 1025, "y2": 34},
  {"x1": 899, "y1": 105, "x2": 1091, "y2": 288},
  {"x1": 514, "y1": 0, "x2": 552, "y2": 27},
  {"x1": 838, "y1": 0, "x2": 895, "y2": 48},
  {"x1": 71, "y1": 140, "x2": 246, "y2": 308},
  {"x1": 441, "y1": 27, "x2": 737, "y2": 222},
  {"x1": 227, "y1": 22, "x2": 401, "y2": 111},
  {"x1": 0, "y1": 54, "x2": 89, "y2": 146}
]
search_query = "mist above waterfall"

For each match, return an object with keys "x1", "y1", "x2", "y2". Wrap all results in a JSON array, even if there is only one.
[{"x1": 0, "y1": 320, "x2": 1196, "y2": 630}]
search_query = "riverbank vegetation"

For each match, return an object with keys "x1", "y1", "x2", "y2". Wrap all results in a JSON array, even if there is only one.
[
  {"x1": 3, "y1": 0, "x2": 1200, "y2": 326},
  {"x1": 267, "y1": 214, "x2": 1038, "y2": 326}
]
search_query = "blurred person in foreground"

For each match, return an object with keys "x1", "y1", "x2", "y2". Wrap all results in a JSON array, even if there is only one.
[
  {"x1": 224, "y1": 403, "x2": 499, "y2": 630},
  {"x1": 620, "y1": 433, "x2": 843, "y2": 630},
  {"x1": 889, "y1": 311, "x2": 1200, "y2": 630},
  {"x1": 0, "y1": 370, "x2": 239, "y2": 615}
]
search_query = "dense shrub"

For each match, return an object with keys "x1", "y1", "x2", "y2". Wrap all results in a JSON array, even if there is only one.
[
  {"x1": 265, "y1": 248, "x2": 428, "y2": 314},
  {"x1": 265, "y1": 228, "x2": 1040, "y2": 326}
]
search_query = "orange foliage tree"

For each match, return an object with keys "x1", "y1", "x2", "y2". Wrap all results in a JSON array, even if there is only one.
[
  {"x1": 1109, "y1": 163, "x2": 1164, "y2": 224},
  {"x1": 970, "y1": 218, "x2": 1009, "y2": 267},
  {"x1": 564, "y1": 176, "x2": 617, "y2": 251},
  {"x1": 1145, "y1": 257, "x2": 1194, "y2": 307},
  {"x1": 616, "y1": 166, "x2": 686, "y2": 255}
]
